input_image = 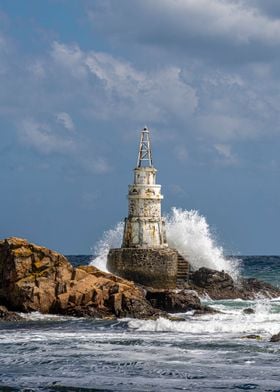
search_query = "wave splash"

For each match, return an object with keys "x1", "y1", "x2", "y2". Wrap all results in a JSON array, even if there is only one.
[
  {"x1": 90, "y1": 207, "x2": 240, "y2": 278},
  {"x1": 166, "y1": 207, "x2": 239, "y2": 279},
  {"x1": 91, "y1": 222, "x2": 124, "y2": 272}
]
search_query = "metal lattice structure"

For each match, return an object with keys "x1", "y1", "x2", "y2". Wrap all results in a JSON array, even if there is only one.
[{"x1": 137, "y1": 127, "x2": 153, "y2": 167}]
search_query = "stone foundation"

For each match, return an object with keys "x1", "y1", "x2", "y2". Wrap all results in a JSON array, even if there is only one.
[{"x1": 107, "y1": 247, "x2": 178, "y2": 289}]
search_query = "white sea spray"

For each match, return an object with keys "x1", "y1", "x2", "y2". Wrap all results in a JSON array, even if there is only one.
[
  {"x1": 90, "y1": 221, "x2": 124, "y2": 271},
  {"x1": 165, "y1": 207, "x2": 240, "y2": 279},
  {"x1": 90, "y1": 207, "x2": 240, "y2": 278}
]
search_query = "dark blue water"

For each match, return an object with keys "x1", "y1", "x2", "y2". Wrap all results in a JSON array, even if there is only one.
[{"x1": 0, "y1": 256, "x2": 280, "y2": 392}]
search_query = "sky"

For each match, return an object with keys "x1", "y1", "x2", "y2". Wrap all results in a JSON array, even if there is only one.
[{"x1": 1, "y1": 0, "x2": 280, "y2": 255}]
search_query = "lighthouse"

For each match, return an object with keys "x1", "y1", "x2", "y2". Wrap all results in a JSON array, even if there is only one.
[
  {"x1": 107, "y1": 127, "x2": 189, "y2": 289},
  {"x1": 122, "y1": 127, "x2": 168, "y2": 249}
]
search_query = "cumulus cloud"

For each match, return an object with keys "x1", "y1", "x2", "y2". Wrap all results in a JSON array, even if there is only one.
[
  {"x1": 214, "y1": 143, "x2": 238, "y2": 165},
  {"x1": 88, "y1": 0, "x2": 280, "y2": 64},
  {"x1": 56, "y1": 112, "x2": 75, "y2": 131},
  {"x1": 1, "y1": 1, "x2": 280, "y2": 174},
  {"x1": 19, "y1": 118, "x2": 76, "y2": 154},
  {"x1": 50, "y1": 41, "x2": 198, "y2": 122},
  {"x1": 28, "y1": 61, "x2": 46, "y2": 80}
]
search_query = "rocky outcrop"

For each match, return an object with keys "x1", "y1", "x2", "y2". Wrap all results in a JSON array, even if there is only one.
[
  {"x1": 146, "y1": 288, "x2": 216, "y2": 314},
  {"x1": 146, "y1": 289, "x2": 201, "y2": 312},
  {"x1": 270, "y1": 332, "x2": 280, "y2": 342},
  {"x1": 0, "y1": 238, "x2": 166, "y2": 319},
  {"x1": 189, "y1": 267, "x2": 280, "y2": 300},
  {"x1": 1, "y1": 238, "x2": 279, "y2": 320},
  {"x1": 243, "y1": 308, "x2": 255, "y2": 315},
  {"x1": 0, "y1": 305, "x2": 23, "y2": 321}
]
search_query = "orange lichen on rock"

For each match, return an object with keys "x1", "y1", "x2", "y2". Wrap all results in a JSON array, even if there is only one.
[{"x1": 0, "y1": 237, "x2": 164, "y2": 319}]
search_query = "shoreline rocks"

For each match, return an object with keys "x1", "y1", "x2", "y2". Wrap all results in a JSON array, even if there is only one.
[
  {"x1": 188, "y1": 267, "x2": 280, "y2": 300},
  {"x1": 145, "y1": 288, "x2": 217, "y2": 314},
  {"x1": 270, "y1": 332, "x2": 280, "y2": 342},
  {"x1": 0, "y1": 305, "x2": 23, "y2": 322},
  {"x1": 1, "y1": 237, "x2": 279, "y2": 320},
  {"x1": 0, "y1": 238, "x2": 166, "y2": 320}
]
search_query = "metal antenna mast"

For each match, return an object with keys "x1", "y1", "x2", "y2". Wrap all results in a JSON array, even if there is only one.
[{"x1": 137, "y1": 127, "x2": 153, "y2": 167}]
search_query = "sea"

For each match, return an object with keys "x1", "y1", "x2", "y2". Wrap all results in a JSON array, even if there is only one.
[{"x1": 1, "y1": 208, "x2": 280, "y2": 391}]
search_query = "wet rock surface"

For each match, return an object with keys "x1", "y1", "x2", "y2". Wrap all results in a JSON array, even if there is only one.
[
  {"x1": 243, "y1": 308, "x2": 255, "y2": 315},
  {"x1": 188, "y1": 267, "x2": 280, "y2": 300},
  {"x1": 1, "y1": 237, "x2": 279, "y2": 320},
  {"x1": 146, "y1": 288, "x2": 216, "y2": 314},
  {"x1": 0, "y1": 238, "x2": 166, "y2": 320},
  {"x1": 241, "y1": 335, "x2": 262, "y2": 340},
  {"x1": 0, "y1": 305, "x2": 23, "y2": 321},
  {"x1": 270, "y1": 332, "x2": 280, "y2": 342}
]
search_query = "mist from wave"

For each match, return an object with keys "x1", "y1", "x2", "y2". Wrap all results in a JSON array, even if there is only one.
[{"x1": 90, "y1": 207, "x2": 240, "y2": 278}]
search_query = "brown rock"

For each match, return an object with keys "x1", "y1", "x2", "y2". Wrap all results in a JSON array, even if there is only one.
[
  {"x1": 0, "y1": 305, "x2": 23, "y2": 321},
  {"x1": 146, "y1": 289, "x2": 202, "y2": 313},
  {"x1": 270, "y1": 332, "x2": 280, "y2": 342},
  {"x1": 241, "y1": 335, "x2": 262, "y2": 340},
  {"x1": 0, "y1": 237, "x2": 73, "y2": 312},
  {"x1": 243, "y1": 308, "x2": 255, "y2": 315},
  {"x1": 189, "y1": 267, "x2": 280, "y2": 300},
  {"x1": 0, "y1": 237, "x2": 166, "y2": 320}
]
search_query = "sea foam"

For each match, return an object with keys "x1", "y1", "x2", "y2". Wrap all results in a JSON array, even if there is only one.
[
  {"x1": 128, "y1": 300, "x2": 280, "y2": 337},
  {"x1": 90, "y1": 207, "x2": 240, "y2": 278}
]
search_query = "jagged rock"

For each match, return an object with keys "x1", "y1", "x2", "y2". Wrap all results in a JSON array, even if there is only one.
[
  {"x1": 193, "y1": 306, "x2": 220, "y2": 315},
  {"x1": 145, "y1": 288, "x2": 218, "y2": 315},
  {"x1": 0, "y1": 305, "x2": 22, "y2": 321},
  {"x1": 241, "y1": 278, "x2": 280, "y2": 299},
  {"x1": 190, "y1": 268, "x2": 237, "y2": 299},
  {"x1": 146, "y1": 289, "x2": 202, "y2": 313},
  {"x1": 189, "y1": 267, "x2": 280, "y2": 300},
  {"x1": 243, "y1": 308, "x2": 255, "y2": 315},
  {"x1": 270, "y1": 332, "x2": 280, "y2": 342},
  {"x1": 0, "y1": 238, "x2": 166, "y2": 320},
  {"x1": 241, "y1": 335, "x2": 262, "y2": 340}
]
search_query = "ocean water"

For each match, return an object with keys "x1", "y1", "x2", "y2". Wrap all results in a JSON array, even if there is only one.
[
  {"x1": 1, "y1": 210, "x2": 280, "y2": 391},
  {"x1": 0, "y1": 256, "x2": 280, "y2": 391}
]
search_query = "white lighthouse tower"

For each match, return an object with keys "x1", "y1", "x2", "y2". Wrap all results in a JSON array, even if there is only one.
[
  {"x1": 122, "y1": 127, "x2": 168, "y2": 248},
  {"x1": 107, "y1": 126, "x2": 189, "y2": 289}
]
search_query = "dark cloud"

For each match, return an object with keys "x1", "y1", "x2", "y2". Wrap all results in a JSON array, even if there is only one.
[
  {"x1": 245, "y1": 0, "x2": 280, "y2": 19},
  {"x1": 88, "y1": 0, "x2": 280, "y2": 66}
]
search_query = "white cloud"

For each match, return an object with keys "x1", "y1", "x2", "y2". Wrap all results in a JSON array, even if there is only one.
[
  {"x1": 214, "y1": 143, "x2": 238, "y2": 165},
  {"x1": 51, "y1": 41, "x2": 87, "y2": 78},
  {"x1": 56, "y1": 112, "x2": 75, "y2": 131},
  {"x1": 50, "y1": 42, "x2": 198, "y2": 122},
  {"x1": 19, "y1": 118, "x2": 75, "y2": 154},
  {"x1": 90, "y1": 0, "x2": 280, "y2": 46},
  {"x1": 28, "y1": 61, "x2": 46, "y2": 80}
]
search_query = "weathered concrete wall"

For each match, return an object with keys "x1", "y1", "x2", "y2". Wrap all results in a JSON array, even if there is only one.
[{"x1": 107, "y1": 248, "x2": 178, "y2": 289}]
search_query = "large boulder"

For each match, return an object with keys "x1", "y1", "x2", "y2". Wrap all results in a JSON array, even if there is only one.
[
  {"x1": 0, "y1": 238, "x2": 166, "y2": 319},
  {"x1": 0, "y1": 305, "x2": 23, "y2": 321},
  {"x1": 145, "y1": 288, "x2": 217, "y2": 315},
  {"x1": 146, "y1": 289, "x2": 202, "y2": 312},
  {"x1": 270, "y1": 332, "x2": 280, "y2": 342},
  {"x1": 189, "y1": 267, "x2": 280, "y2": 300}
]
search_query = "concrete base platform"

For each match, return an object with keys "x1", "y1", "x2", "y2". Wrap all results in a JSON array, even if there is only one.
[{"x1": 107, "y1": 247, "x2": 178, "y2": 289}]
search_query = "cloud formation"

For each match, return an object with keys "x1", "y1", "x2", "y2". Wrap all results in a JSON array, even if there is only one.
[
  {"x1": 56, "y1": 112, "x2": 75, "y2": 132},
  {"x1": 89, "y1": 0, "x2": 280, "y2": 64},
  {"x1": 19, "y1": 118, "x2": 76, "y2": 154},
  {"x1": 51, "y1": 41, "x2": 198, "y2": 122}
]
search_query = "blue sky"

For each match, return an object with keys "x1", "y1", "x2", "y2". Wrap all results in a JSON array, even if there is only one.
[{"x1": 1, "y1": 0, "x2": 280, "y2": 254}]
